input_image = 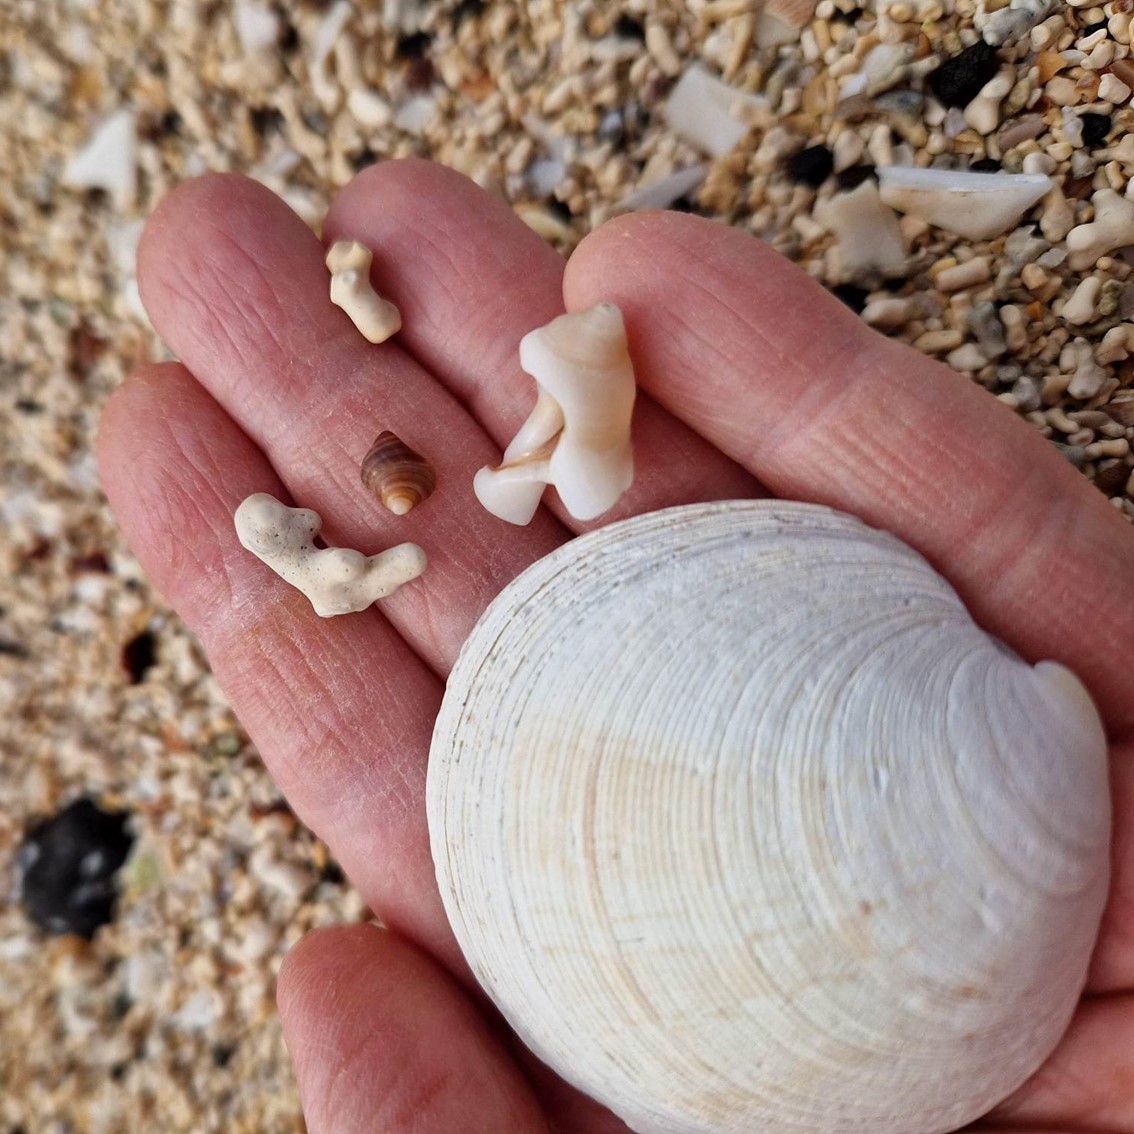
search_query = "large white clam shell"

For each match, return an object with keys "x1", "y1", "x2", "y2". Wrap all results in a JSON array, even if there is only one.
[{"x1": 428, "y1": 500, "x2": 1110, "y2": 1134}]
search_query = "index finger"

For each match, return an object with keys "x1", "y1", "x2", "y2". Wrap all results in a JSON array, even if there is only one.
[{"x1": 565, "y1": 212, "x2": 1134, "y2": 741}]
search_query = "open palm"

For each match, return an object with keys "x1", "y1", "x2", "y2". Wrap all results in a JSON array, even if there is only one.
[{"x1": 98, "y1": 160, "x2": 1134, "y2": 1133}]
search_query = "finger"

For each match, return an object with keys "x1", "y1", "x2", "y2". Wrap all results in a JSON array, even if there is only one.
[
  {"x1": 97, "y1": 363, "x2": 459, "y2": 969},
  {"x1": 321, "y1": 159, "x2": 762, "y2": 528},
  {"x1": 1089, "y1": 743, "x2": 1134, "y2": 992},
  {"x1": 136, "y1": 171, "x2": 565, "y2": 675},
  {"x1": 985, "y1": 993, "x2": 1134, "y2": 1130},
  {"x1": 564, "y1": 212, "x2": 1134, "y2": 741},
  {"x1": 278, "y1": 924, "x2": 549, "y2": 1134}
]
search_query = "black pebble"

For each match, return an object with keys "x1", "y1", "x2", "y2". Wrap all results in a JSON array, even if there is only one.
[
  {"x1": 122, "y1": 630, "x2": 157, "y2": 684},
  {"x1": 835, "y1": 163, "x2": 876, "y2": 191},
  {"x1": 614, "y1": 14, "x2": 646, "y2": 40},
  {"x1": 927, "y1": 41, "x2": 1000, "y2": 108},
  {"x1": 350, "y1": 148, "x2": 379, "y2": 173},
  {"x1": 786, "y1": 144, "x2": 834, "y2": 187},
  {"x1": 395, "y1": 31, "x2": 432, "y2": 59},
  {"x1": 278, "y1": 21, "x2": 299, "y2": 53},
  {"x1": 250, "y1": 106, "x2": 283, "y2": 136},
  {"x1": 970, "y1": 157, "x2": 1002, "y2": 172},
  {"x1": 830, "y1": 283, "x2": 869, "y2": 313},
  {"x1": 1079, "y1": 113, "x2": 1112, "y2": 147},
  {"x1": 546, "y1": 198, "x2": 573, "y2": 222},
  {"x1": 18, "y1": 798, "x2": 135, "y2": 939}
]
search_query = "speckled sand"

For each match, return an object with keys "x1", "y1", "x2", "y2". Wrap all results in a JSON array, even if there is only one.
[{"x1": 2, "y1": 0, "x2": 1132, "y2": 1130}]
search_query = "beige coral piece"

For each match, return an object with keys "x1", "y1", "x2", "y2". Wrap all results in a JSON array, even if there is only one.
[
  {"x1": 234, "y1": 493, "x2": 425, "y2": 616},
  {"x1": 325, "y1": 240, "x2": 403, "y2": 344}
]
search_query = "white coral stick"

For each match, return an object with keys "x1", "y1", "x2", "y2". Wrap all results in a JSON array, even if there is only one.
[{"x1": 234, "y1": 493, "x2": 425, "y2": 617}]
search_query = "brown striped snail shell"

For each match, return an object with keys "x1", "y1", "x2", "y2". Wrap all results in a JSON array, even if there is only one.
[{"x1": 361, "y1": 431, "x2": 437, "y2": 515}]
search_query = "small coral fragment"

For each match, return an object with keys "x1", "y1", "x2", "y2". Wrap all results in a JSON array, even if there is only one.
[
  {"x1": 326, "y1": 240, "x2": 402, "y2": 344},
  {"x1": 234, "y1": 493, "x2": 425, "y2": 616}
]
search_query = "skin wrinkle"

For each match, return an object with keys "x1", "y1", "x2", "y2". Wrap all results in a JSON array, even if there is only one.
[
  {"x1": 144, "y1": 179, "x2": 354, "y2": 402},
  {"x1": 98, "y1": 370, "x2": 250, "y2": 622},
  {"x1": 207, "y1": 617, "x2": 421, "y2": 817}
]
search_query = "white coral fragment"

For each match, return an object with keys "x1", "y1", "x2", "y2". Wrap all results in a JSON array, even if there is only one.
[
  {"x1": 816, "y1": 180, "x2": 907, "y2": 278},
  {"x1": 234, "y1": 493, "x2": 425, "y2": 617},
  {"x1": 232, "y1": 1, "x2": 281, "y2": 55},
  {"x1": 62, "y1": 108, "x2": 137, "y2": 208},
  {"x1": 474, "y1": 304, "x2": 636, "y2": 526},
  {"x1": 878, "y1": 166, "x2": 1052, "y2": 241},
  {"x1": 664, "y1": 64, "x2": 769, "y2": 158},
  {"x1": 1066, "y1": 190, "x2": 1134, "y2": 271},
  {"x1": 326, "y1": 240, "x2": 402, "y2": 343}
]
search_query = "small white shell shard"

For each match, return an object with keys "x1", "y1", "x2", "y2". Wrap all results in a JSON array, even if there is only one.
[
  {"x1": 475, "y1": 303, "x2": 636, "y2": 525},
  {"x1": 62, "y1": 108, "x2": 137, "y2": 208},
  {"x1": 234, "y1": 493, "x2": 425, "y2": 616},
  {"x1": 326, "y1": 240, "x2": 402, "y2": 344},
  {"x1": 877, "y1": 166, "x2": 1052, "y2": 241},
  {"x1": 816, "y1": 180, "x2": 907, "y2": 278},
  {"x1": 233, "y1": 1, "x2": 281, "y2": 55},
  {"x1": 664, "y1": 64, "x2": 769, "y2": 158},
  {"x1": 611, "y1": 164, "x2": 709, "y2": 214},
  {"x1": 428, "y1": 500, "x2": 1110, "y2": 1134}
]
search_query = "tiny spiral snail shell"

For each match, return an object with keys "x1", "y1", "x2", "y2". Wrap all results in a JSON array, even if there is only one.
[{"x1": 361, "y1": 431, "x2": 437, "y2": 515}]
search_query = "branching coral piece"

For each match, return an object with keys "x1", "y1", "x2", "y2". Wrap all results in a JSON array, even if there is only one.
[
  {"x1": 326, "y1": 240, "x2": 402, "y2": 343},
  {"x1": 234, "y1": 493, "x2": 425, "y2": 617},
  {"x1": 1066, "y1": 191, "x2": 1134, "y2": 271},
  {"x1": 474, "y1": 304, "x2": 636, "y2": 526}
]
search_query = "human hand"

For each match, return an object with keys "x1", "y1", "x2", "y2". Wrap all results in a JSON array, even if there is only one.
[{"x1": 98, "y1": 160, "x2": 1134, "y2": 1133}]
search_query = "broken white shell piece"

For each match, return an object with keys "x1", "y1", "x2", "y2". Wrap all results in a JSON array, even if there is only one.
[
  {"x1": 664, "y1": 64, "x2": 769, "y2": 159},
  {"x1": 232, "y1": 1, "x2": 281, "y2": 55},
  {"x1": 474, "y1": 303, "x2": 636, "y2": 526},
  {"x1": 816, "y1": 180, "x2": 906, "y2": 278},
  {"x1": 234, "y1": 493, "x2": 425, "y2": 617},
  {"x1": 326, "y1": 240, "x2": 402, "y2": 344},
  {"x1": 877, "y1": 166, "x2": 1052, "y2": 241},
  {"x1": 1066, "y1": 190, "x2": 1134, "y2": 271},
  {"x1": 62, "y1": 108, "x2": 137, "y2": 208},
  {"x1": 611, "y1": 164, "x2": 709, "y2": 214}
]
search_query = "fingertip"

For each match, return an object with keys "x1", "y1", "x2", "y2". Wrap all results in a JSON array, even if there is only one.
[
  {"x1": 564, "y1": 207, "x2": 867, "y2": 346},
  {"x1": 138, "y1": 171, "x2": 249, "y2": 276},
  {"x1": 325, "y1": 157, "x2": 503, "y2": 239},
  {"x1": 96, "y1": 361, "x2": 193, "y2": 483},
  {"x1": 277, "y1": 922, "x2": 549, "y2": 1134},
  {"x1": 137, "y1": 172, "x2": 325, "y2": 363},
  {"x1": 277, "y1": 922, "x2": 384, "y2": 1024}
]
